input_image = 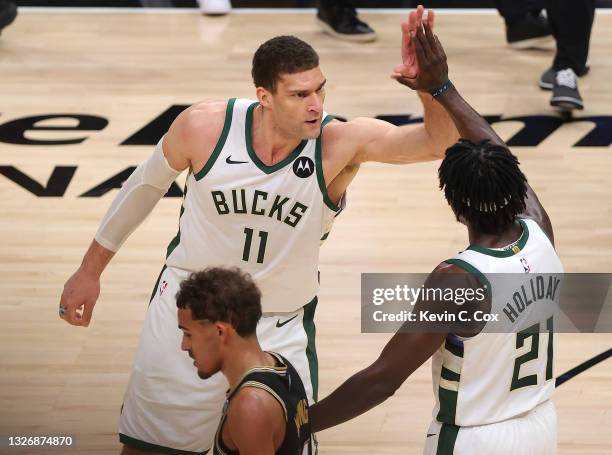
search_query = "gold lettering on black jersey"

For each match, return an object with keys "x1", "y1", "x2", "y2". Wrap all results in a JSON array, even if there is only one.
[{"x1": 294, "y1": 399, "x2": 309, "y2": 438}]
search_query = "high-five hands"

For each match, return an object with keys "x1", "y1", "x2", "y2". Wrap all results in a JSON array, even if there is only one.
[{"x1": 392, "y1": 5, "x2": 449, "y2": 93}]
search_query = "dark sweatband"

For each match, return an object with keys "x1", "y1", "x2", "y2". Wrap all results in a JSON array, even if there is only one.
[{"x1": 430, "y1": 80, "x2": 453, "y2": 98}]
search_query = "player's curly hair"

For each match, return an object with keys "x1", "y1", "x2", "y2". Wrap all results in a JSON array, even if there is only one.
[
  {"x1": 438, "y1": 139, "x2": 528, "y2": 235},
  {"x1": 252, "y1": 35, "x2": 319, "y2": 93},
  {"x1": 176, "y1": 267, "x2": 262, "y2": 337}
]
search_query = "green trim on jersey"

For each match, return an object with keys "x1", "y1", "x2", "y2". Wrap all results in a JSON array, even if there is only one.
[
  {"x1": 444, "y1": 258, "x2": 492, "y2": 298},
  {"x1": 435, "y1": 423, "x2": 460, "y2": 455},
  {"x1": 194, "y1": 98, "x2": 236, "y2": 181},
  {"x1": 315, "y1": 116, "x2": 341, "y2": 212},
  {"x1": 444, "y1": 338, "x2": 464, "y2": 358},
  {"x1": 518, "y1": 215, "x2": 555, "y2": 249},
  {"x1": 441, "y1": 366, "x2": 461, "y2": 382},
  {"x1": 244, "y1": 102, "x2": 308, "y2": 174},
  {"x1": 148, "y1": 264, "x2": 168, "y2": 305},
  {"x1": 466, "y1": 218, "x2": 530, "y2": 257},
  {"x1": 321, "y1": 114, "x2": 335, "y2": 128},
  {"x1": 166, "y1": 174, "x2": 190, "y2": 259},
  {"x1": 303, "y1": 296, "x2": 319, "y2": 402},
  {"x1": 436, "y1": 338, "x2": 464, "y2": 424}
]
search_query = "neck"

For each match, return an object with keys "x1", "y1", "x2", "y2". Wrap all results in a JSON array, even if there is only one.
[
  {"x1": 251, "y1": 104, "x2": 303, "y2": 165},
  {"x1": 221, "y1": 335, "x2": 275, "y2": 392},
  {"x1": 468, "y1": 221, "x2": 523, "y2": 248}
]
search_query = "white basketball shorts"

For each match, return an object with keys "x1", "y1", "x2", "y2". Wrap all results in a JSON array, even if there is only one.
[
  {"x1": 118, "y1": 265, "x2": 319, "y2": 454},
  {"x1": 423, "y1": 399, "x2": 557, "y2": 455}
]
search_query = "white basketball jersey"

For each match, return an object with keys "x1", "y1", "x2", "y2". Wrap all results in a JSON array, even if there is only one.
[
  {"x1": 431, "y1": 218, "x2": 564, "y2": 427},
  {"x1": 165, "y1": 98, "x2": 342, "y2": 313}
]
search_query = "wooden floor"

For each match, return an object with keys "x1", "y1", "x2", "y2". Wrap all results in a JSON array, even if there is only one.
[{"x1": 0, "y1": 8, "x2": 610, "y2": 454}]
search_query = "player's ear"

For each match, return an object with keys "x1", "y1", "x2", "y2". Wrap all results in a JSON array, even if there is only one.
[
  {"x1": 256, "y1": 86, "x2": 273, "y2": 108},
  {"x1": 215, "y1": 321, "x2": 232, "y2": 342}
]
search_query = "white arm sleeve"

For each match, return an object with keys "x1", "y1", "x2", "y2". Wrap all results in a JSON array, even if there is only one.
[{"x1": 95, "y1": 139, "x2": 182, "y2": 252}]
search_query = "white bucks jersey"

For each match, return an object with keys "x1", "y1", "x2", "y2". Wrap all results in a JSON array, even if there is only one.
[
  {"x1": 432, "y1": 218, "x2": 563, "y2": 427},
  {"x1": 165, "y1": 98, "x2": 342, "y2": 312}
]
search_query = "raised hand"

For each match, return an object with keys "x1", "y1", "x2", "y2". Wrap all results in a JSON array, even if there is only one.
[
  {"x1": 393, "y1": 5, "x2": 435, "y2": 80},
  {"x1": 392, "y1": 22, "x2": 449, "y2": 93}
]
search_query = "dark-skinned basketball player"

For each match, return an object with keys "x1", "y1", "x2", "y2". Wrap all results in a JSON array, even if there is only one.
[{"x1": 310, "y1": 22, "x2": 561, "y2": 455}]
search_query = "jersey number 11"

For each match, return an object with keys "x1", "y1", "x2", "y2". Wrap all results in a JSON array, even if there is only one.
[{"x1": 242, "y1": 228, "x2": 268, "y2": 264}]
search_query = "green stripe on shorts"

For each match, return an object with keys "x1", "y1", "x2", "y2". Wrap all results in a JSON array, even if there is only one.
[
  {"x1": 303, "y1": 296, "x2": 318, "y2": 402},
  {"x1": 436, "y1": 423, "x2": 459, "y2": 455}
]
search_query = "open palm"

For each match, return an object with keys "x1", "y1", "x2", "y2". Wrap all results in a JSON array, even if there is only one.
[{"x1": 393, "y1": 5, "x2": 435, "y2": 80}]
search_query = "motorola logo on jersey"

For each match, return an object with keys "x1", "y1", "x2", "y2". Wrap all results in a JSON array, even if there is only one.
[{"x1": 293, "y1": 157, "x2": 315, "y2": 178}]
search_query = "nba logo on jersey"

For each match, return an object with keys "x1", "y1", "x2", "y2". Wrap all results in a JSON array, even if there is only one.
[
  {"x1": 293, "y1": 157, "x2": 315, "y2": 178},
  {"x1": 520, "y1": 257, "x2": 530, "y2": 273},
  {"x1": 159, "y1": 280, "x2": 168, "y2": 296}
]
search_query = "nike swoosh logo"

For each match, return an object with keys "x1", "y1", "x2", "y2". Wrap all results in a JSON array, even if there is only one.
[
  {"x1": 426, "y1": 433, "x2": 437, "y2": 438},
  {"x1": 226, "y1": 156, "x2": 248, "y2": 164},
  {"x1": 276, "y1": 315, "x2": 298, "y2": 328}
]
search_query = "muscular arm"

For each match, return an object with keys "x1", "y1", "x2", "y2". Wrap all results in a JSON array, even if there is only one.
[
  {"x1": 310, "y1": 264, "x2": 476, "y2": 432},
  {"x1": 343, "y1": 90, "x2": 459, "y2": 166},
  {"x1": 310, "y1": 263, "x2": 488, "y2": 433},
  {"x1": 321, "y1": 91, "x2": 459, "y2": 201},
  {"x1": 310, "y1": 330, "x2": 446, "y2": 433},
  {"x1": 224, "y1": 388, "x2": 286, "y2": 455}
]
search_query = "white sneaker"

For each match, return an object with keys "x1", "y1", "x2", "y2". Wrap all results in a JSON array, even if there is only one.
[{"x1": 196, "y1": 0, "x2": 231, "y2": 16}]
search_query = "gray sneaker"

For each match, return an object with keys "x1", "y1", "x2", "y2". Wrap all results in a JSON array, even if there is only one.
[
  {"x1": 550, "y1": 68, "x2": 583, "y2": 111},
  {"x1": 539, "y1": 64, "x2": 590, "y2": 90}
]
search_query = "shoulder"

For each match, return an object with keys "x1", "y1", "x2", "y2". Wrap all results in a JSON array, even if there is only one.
[
  {"x1": 319, "y1": 118, "x2": 373, "y2": 172},
  {"x1": 228, "y1": 385, "x2": 287, "y2": 425},
  {"x1": 173, "y1": 99, "x2": 229, "y2": 141},
  {"x1": 426, "y1": 261, "x2": 489, "y2": 301},
  {"x1": 163, "y1": 99, "x2": 231, "y2": 165},
  {"x1": 422, "y1": 261, "x2": 491, "y2": 336},
  {"x1": 224, "y1": 386, "x2": 286, "y2": 449}
]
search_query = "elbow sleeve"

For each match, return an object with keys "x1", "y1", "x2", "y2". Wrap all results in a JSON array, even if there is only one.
[{"x1": 94, "y1": 139, "x2": 182, "y2": 252}]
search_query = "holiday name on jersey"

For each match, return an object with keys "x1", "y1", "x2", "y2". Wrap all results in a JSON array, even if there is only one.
[
  {"x1": 211, "y1": 189, "x2": 308, "y2": 228},
  {"x1": 503, "y1": 275, "x2": 561, "y2": 323}
]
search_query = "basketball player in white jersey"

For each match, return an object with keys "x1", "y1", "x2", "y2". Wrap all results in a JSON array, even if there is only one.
[
  {"x1": 58, "y1": 6, "x2": 467, "y2": 455},
  {"x1": 309, "y1": 22, "x2": 561, "y2": 454}
]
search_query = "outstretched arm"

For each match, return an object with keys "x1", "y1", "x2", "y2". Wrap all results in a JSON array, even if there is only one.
[
  {"x1": 398, "y1": 20, "x2": 554, "y2": 243},
  {"x1": 310, "y1": 330, "x2": 446, "y2": 432},
  {"x1": 310, "y1": 263, "x2": 487, "y2": 432}
]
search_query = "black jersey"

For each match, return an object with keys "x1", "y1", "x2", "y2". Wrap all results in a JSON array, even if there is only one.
[{"x1": 213, "y1": 352, "x2": 312, "y2": 455}]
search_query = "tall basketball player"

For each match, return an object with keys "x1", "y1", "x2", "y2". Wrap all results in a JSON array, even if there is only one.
[
  {"x1": 176, "y1": 267, "x2": 312, "y2": 455},
  {"x1": 58, "y1": 6, "x2": 468, "y2": 455},
  {"x1": 310, "y1": 23, "x2": 561, "y2": 455}
]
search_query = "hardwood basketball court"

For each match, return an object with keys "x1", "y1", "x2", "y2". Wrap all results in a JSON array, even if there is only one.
[{"x1": 0, "y1": 8, "x2": 610, "y2": 454}]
